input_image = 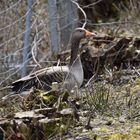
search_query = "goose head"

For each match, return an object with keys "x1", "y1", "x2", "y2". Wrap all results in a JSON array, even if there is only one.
[
  {"x1": 72, "y1": 28, "x2": 96, "y2": 41},
  {"x1": 70, "y1": 28, "x2": 96, "y2": 66}
]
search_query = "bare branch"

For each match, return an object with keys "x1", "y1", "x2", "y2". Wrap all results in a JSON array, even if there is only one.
[
  {"x1": 31, "y1": 37, "x2": 42, "y2": 68},
  {"x1": 71, "y1": 0, "x2": 87, "y2": 28}
]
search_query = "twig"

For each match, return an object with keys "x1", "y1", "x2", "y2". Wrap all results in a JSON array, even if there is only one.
[
  {"x1": 83, "y1": 0, "x2": 103, "y2": 8},
  {"x1": 79, "y1": 21, "x2": 140, "y2": 26},
  {"x1": 71, "y1": 0, "x2": 87, "y2": 28},
  {"x1": 133, "y1": 66, "x2": 140, "y2": 76},
  {"x1": 104, "y1": 66, "x2": 113, "y2": 78},
  {"x1": 31, "y1": 35, "x2": 42, "y2": 68},
  {"x1": 85, "y1": 74, "x2": 96, "y2": 87}
]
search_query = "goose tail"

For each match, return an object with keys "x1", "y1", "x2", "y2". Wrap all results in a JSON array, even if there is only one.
[
  {"x1": 0, "y1": 86, "x2": 13, "y2": 91},
  {"x1": 0, "y1": 86, "x2": 21, "y2": 101},
  {"x1": 1, "y1": 92, "x2": 17, "y2": 101}
]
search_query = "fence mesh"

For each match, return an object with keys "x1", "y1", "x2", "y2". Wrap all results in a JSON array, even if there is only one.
[
  {"x1": 0, "y1": 0, "x2": 140, "y2": 92},
  {"x1": 0, "y1": 0, "x2": 51, "y2": 88}
]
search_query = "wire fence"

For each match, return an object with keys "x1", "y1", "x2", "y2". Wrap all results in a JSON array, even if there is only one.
[
  {"x1": 0, "y1": 0, "x2": 79, "y2": 89},
  {"x1": 0, "y1": 0, "x2": 47, "y2": 87},
  {"x1": 0, "y1": 0, "x2": 140, "y2": 91}
]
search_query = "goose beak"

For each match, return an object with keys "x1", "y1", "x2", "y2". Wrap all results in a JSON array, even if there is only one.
[{"x1": 85, "y1": 30, "x2": 97, "y2": 37}]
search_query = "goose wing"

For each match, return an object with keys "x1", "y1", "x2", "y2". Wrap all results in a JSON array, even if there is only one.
[{"x1": 12, "y1": 66, "x2": 69, "y2": 93}]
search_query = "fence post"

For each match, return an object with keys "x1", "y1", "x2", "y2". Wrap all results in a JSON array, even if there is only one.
[
  {"x1": 48, "y1": 0, "x2": 78, "y2": 53},
  {"x1": 48, "y1": 0, "x2": 59, "y2": 55},
  {"x1": 58, "y1": 0, "x2": 78, "y2": 51},
  {"x1": 21, "y1": 0, "x2": 33, "y2": 77}
]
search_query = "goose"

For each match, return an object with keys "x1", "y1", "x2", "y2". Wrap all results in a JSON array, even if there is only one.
[{"x1": 4, "y1": 28, "x2": 96, "y2": 97}]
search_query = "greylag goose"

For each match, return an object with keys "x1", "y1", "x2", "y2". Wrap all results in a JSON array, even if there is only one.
[{"x1": 8, "y1": 28, "x2": 96, "y2": 95}]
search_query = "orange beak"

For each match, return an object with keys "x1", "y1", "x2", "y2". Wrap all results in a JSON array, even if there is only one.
[{"x1": 85, "y1": 30, "x2": 96, "y2": 37}]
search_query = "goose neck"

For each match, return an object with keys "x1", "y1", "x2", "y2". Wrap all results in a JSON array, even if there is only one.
[{"x1": 69, "y1": 38, "x2": 81, "y2": 66}]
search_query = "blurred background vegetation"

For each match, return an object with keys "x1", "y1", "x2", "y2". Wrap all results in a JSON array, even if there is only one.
[
  {"x1": 0, "y1": 1, "x2": 140, "y2": 139},
  {"x1": 0, "y1": 0, "x2": 140, "y2": 87}
]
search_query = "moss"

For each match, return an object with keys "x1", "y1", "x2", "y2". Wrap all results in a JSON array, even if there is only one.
[
  {"x1": 18, "y1": 123, "x2": 31, "y2": 139},
  {"x1": 98, "y1": 127, "x2": 110, "y2": 133},
  {"x1": 130, "y1": 125, "x2": 140, "y2": 135},
  {"x1": 41, "y1": 118, "x2": 60, "y2": 138},
  {"x1": 41, "y1": 117, "x2": 72, "y2": 138},
  {"x1": 108, "y1": 133, "x2": 140, "y2": 140},
  {"x1": 90, "y1": 132, "x2": 140, "y2": 140}
]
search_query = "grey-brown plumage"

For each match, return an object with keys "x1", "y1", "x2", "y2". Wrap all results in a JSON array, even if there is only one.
[{"x1": 8, "y1": 28, "x2": 96, "y2": 95}]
